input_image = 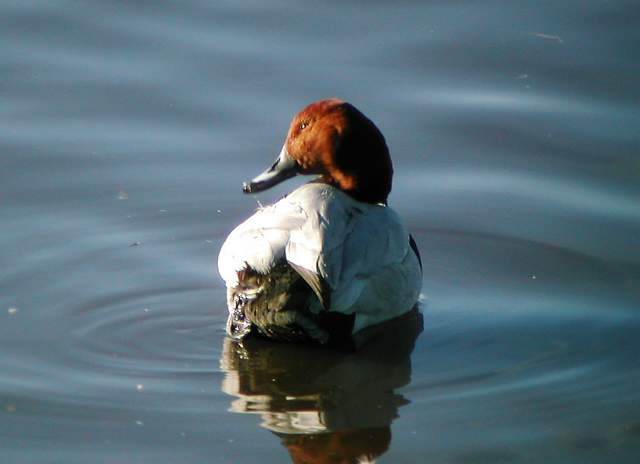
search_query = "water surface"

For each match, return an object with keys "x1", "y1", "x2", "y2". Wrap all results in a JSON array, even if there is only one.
[{"x1": 1, "y1": 1, "x2": 640, "y2": 462}]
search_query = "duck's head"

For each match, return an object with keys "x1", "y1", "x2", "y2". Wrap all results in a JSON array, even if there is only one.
[{"x1": 243, "y1": 98, "x2": 393, "y2": 204}]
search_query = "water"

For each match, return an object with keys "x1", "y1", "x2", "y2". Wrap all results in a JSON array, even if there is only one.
[{"x1": 1, "y1": 1, "x2": 639, "y2": 462}]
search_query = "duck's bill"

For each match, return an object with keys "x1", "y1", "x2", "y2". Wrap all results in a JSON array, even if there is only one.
[{"x1": 243, "y1": 145, "x2": 299, "y2": 193}]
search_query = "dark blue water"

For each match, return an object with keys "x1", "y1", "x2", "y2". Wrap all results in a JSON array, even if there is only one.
[{"x1": 2, "y1": 1, "x2": 639, "y2": 462}]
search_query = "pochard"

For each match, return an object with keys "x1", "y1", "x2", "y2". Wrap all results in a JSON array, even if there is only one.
[{"x1": 218, "y1": 99, "x2": 422, "y2": 344}]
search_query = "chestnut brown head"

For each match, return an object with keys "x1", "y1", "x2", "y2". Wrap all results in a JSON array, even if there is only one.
[{"x1": 243, "y1": 99, "x2": 393, "y2": 204}]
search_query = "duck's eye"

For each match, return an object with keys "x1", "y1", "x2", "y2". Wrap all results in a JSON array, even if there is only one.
[{"x1": 299, "y1": 121, "x2": 309, "y2": 130}]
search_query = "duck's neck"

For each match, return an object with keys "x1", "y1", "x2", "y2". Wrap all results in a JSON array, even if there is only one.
[
  {"x1": 326, "y1": 107, "x2": 393, "y2": 204},
  {"x1": 321, "y1": 171, "x2": 391, "y2": 205}
]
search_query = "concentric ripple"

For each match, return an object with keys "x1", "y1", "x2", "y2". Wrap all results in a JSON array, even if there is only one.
[{"x1": 68, "y1": 285, "x2": 225, "y2": 376}]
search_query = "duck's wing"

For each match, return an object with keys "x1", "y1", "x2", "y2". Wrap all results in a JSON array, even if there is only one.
[
  {"x1": 288, "y1": 261, "x2": 331, "y2": 310},
  {"x1": 283, "y1": 184, "x2": 419, "y2": 321},
  {"x1": 217, "y1": 201, "x2": 307, "y2": 287},
  {"x1": 218, "y1": 184, "x2": 349, "y2": 308}
]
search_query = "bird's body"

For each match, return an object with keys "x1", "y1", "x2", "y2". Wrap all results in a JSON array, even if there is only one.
[
  {"x1": 218, "y1": 99, "x2": 422, "y2": 344},
  {"x1": 219, "y1": 182, "x2": 422, "y2": 343}
]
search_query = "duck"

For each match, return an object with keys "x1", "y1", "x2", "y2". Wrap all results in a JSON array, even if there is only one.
[{"x1": 218, "y1": 98, "x2": 422, "y2": 345}]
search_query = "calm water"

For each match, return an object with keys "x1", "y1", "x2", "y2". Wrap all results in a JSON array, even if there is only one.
[{"x1": 2, "y1": 1, "x2": 640, "y2": 462}]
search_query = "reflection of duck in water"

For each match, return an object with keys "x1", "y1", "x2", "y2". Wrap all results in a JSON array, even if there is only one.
[
  {"x1": 220, "y1": 309, "x2": 422, "y2": 463},
  {"x1": 218, "y1": 99, "x2": 422, "y2": 344}
]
